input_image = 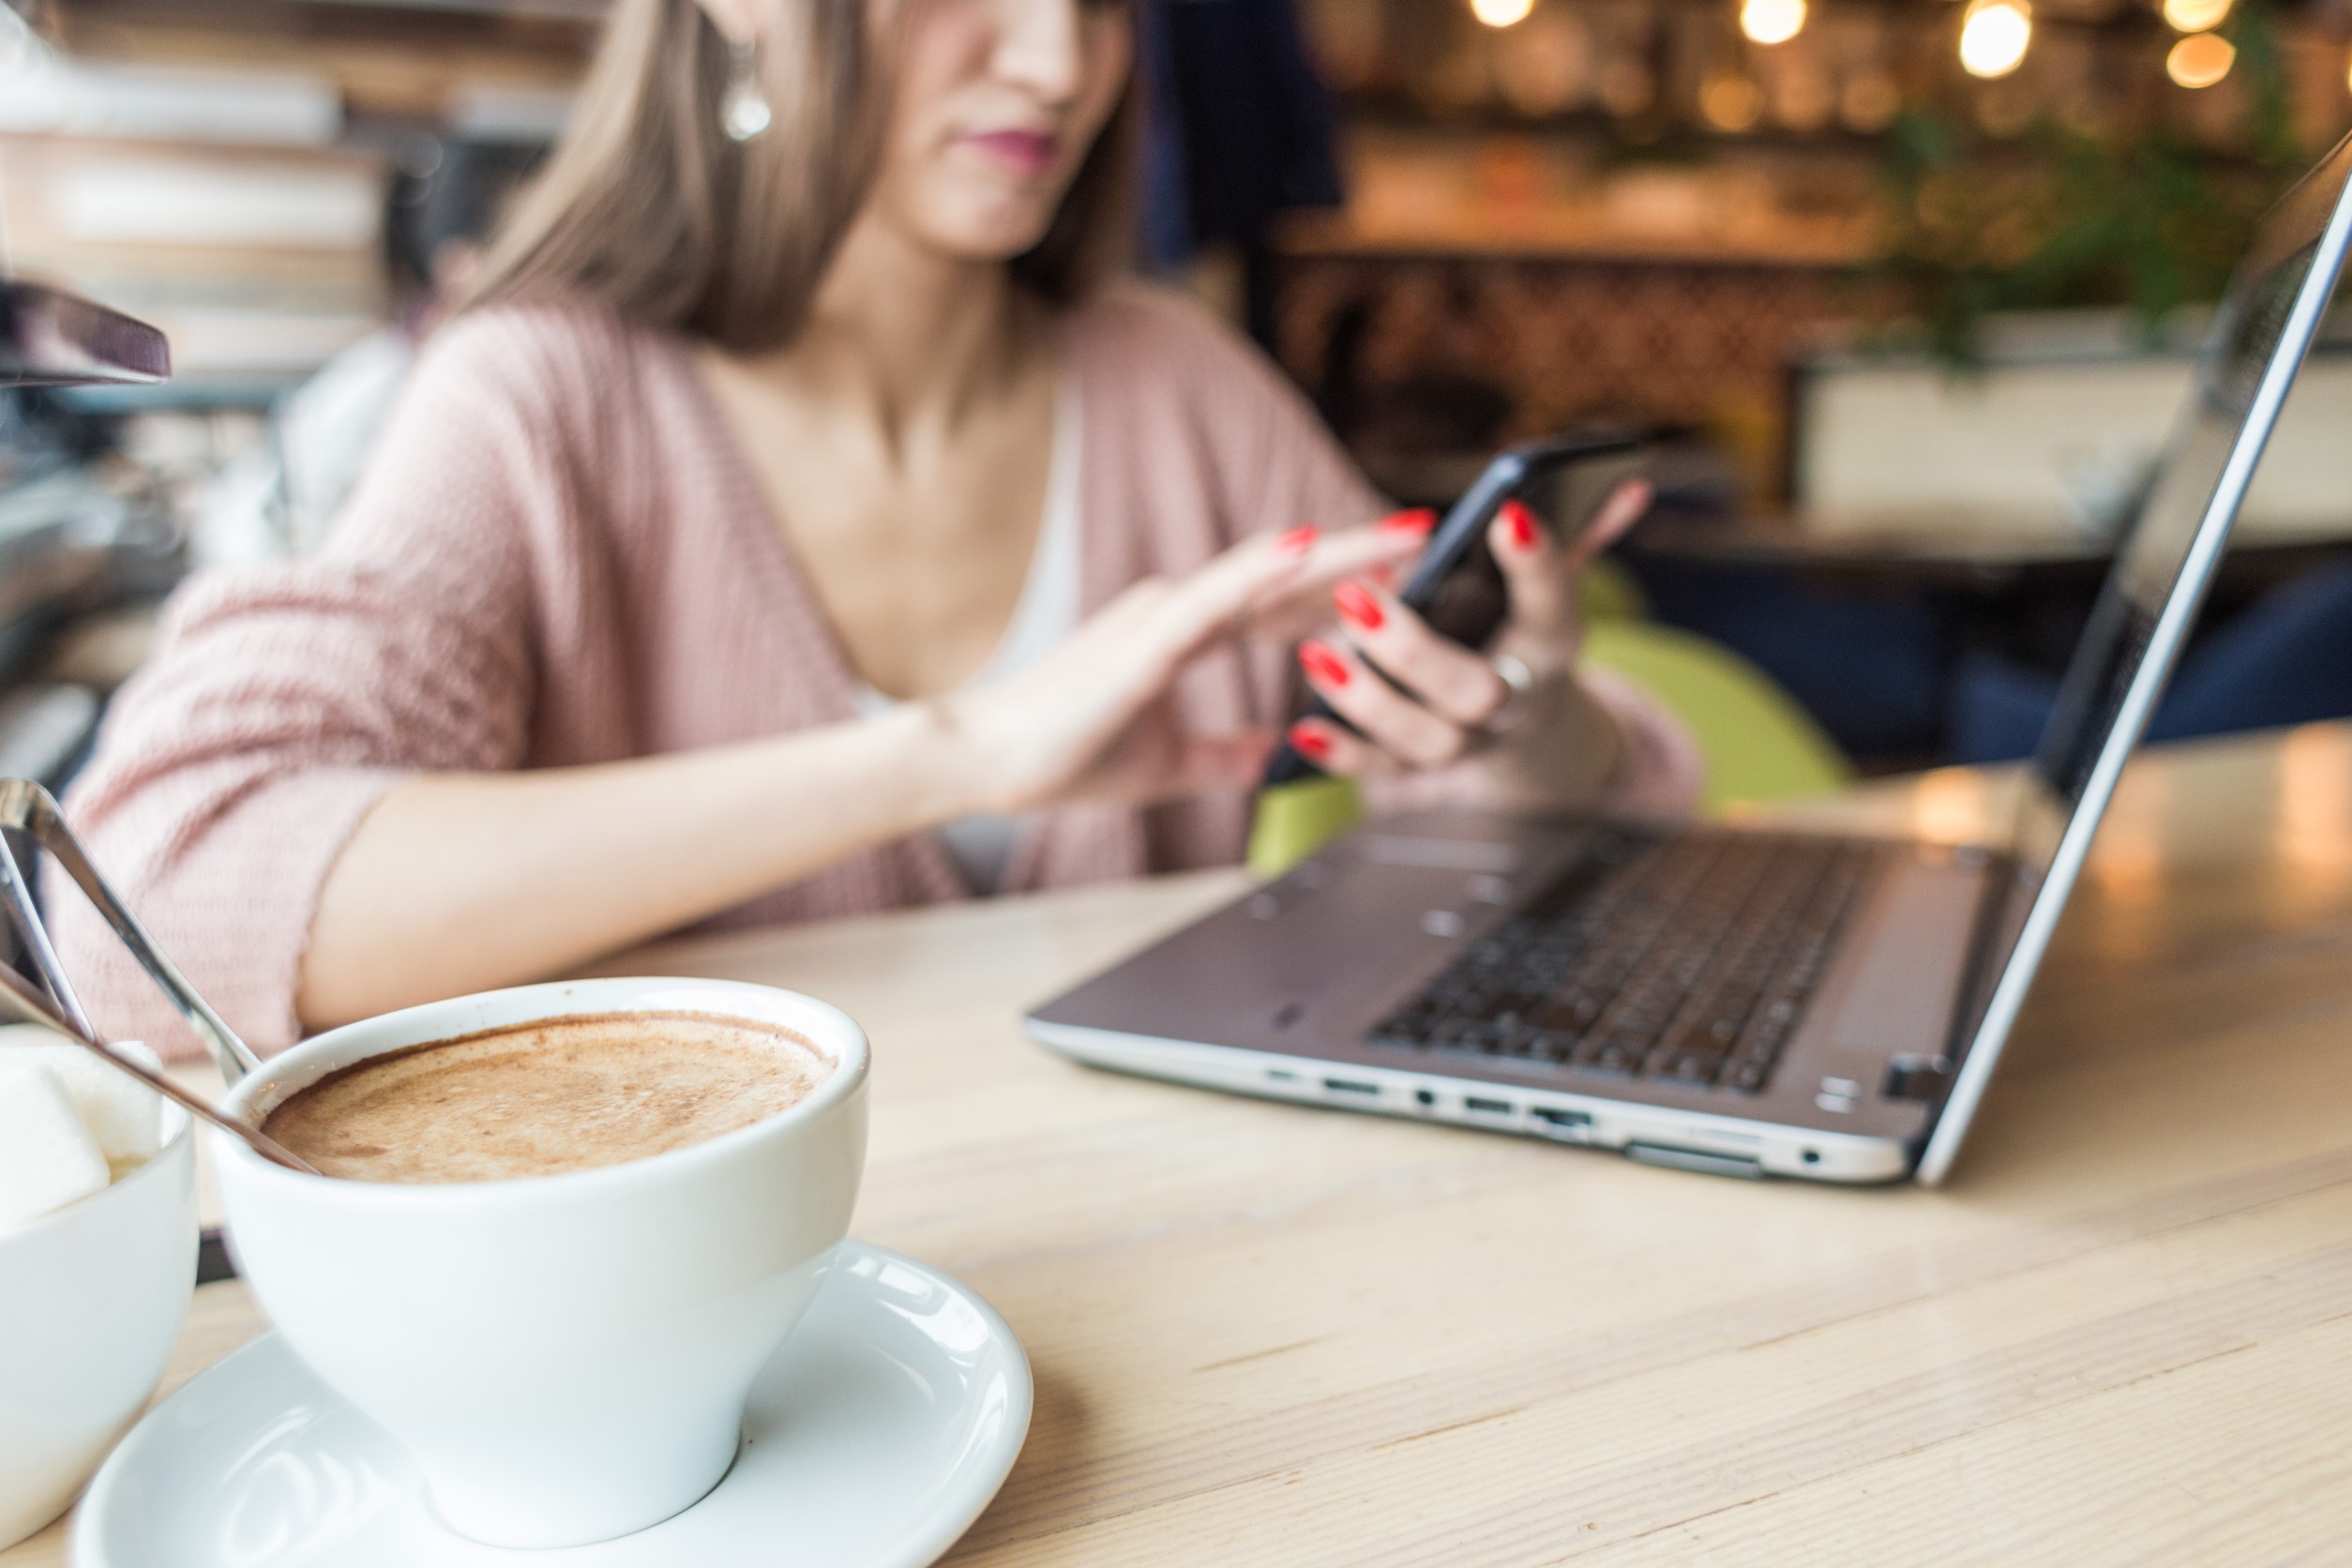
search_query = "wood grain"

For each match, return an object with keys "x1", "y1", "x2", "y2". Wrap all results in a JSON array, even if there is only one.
[{"x1": 14, "y1": 722, "x2": 2352, "y2": 1565}]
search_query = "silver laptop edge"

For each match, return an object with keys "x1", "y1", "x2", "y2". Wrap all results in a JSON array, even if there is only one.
[
  {"x1": 1028, "y1": 133, "x2": 2352, "y2": 1187},
  {"x1": 1920, "y1": 137, "x2": 2352, "y2": 1182},
  {"x1": 1022, "y1": 1018, "x2": 1915, "y2": 1181}
]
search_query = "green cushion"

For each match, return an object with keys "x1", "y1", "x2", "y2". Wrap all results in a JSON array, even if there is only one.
[
  {"x1": 1245, "y1": 775, "x2": 1364, "y2": 882},
  {"x1": 1582, "y1": 620, "x2": 1851, "y2": 813}
]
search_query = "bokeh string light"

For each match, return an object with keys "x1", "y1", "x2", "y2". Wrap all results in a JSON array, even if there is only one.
[
  {"x1": 1958, "y1": 0, "x2": 2034, "y2": 79},
  {"x1": 1470, "y1": 0, "x2": 1537, "y2": 29},
  {"x1": 1840, "y1": 70, "x2": 1904, "y2": 131},
  {"x1": 2166, "y1": 30, "x2": 2235, "y2": 86},
  {"x1": 1700, "y1": 73, "x2": 1767, "y2": 128},
  {"x1": 2162, "y1": 0, "x2": 2233, "y2": 32},
  {"x1": 1740, "y1": 0, "x2": 1808, "y2": 47}
]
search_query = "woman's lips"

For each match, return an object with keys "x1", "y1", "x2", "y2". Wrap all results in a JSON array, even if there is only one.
[{"x1": 961, "y1": 128, "x2": 1060, "y2": 177}]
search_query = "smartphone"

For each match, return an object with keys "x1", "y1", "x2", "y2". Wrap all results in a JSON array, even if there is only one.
[{"x1": 1262, "y1": 430, "x2": 1648, "y2": 786}]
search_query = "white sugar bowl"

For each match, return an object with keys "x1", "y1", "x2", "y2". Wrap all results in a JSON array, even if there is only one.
[{"x1": 0, "y1": 1105, "x2": 195, "y2": 1547}]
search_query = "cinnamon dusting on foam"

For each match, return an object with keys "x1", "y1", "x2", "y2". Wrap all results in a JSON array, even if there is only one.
[{"x1": 261, "y1": 1011, "x2": 831, "y2": 1184}]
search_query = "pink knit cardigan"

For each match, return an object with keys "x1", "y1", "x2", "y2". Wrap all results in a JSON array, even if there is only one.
[{"x1": 53, "y1": 284, "x2": 1699, "y2": 1059}]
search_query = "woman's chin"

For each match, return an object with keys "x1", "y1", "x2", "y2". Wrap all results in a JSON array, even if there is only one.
[
  {"x1": 896, "y1": 189, "x2": 1062, "y2": 261},
  {"x1": 915, "y1": 219, "x2": 1060, "y2": 266}
]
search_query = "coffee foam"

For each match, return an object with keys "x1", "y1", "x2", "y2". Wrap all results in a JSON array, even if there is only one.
[{"x1": 262, "y1": 1012, "x2": 831, "y2": 1184}]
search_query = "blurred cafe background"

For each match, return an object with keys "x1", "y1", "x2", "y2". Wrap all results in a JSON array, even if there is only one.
[{"x1": 4, "y1": 0, "x2": 2352, "y2": 807}]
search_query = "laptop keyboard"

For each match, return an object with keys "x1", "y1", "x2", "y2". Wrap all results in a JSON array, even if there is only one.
[{"x1": 1366, "y1": 830, "x2": 1885, "y2": 1094}]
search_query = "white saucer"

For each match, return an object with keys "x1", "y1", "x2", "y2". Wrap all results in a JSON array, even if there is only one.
[{"x1": 75, "y1": 1242, "x2": 1031, "y2": 1568}]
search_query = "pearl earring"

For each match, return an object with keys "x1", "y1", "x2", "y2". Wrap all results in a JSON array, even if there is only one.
[{"x1": 720, "y1": 38, "x2": 772, "y2": 142}]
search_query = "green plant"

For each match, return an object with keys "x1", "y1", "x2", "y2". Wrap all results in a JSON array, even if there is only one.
[{"x1": 1870, "y1": 0, "x2": 2304, "y2": 365}]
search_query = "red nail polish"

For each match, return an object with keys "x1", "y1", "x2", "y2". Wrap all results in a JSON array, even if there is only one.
[
  {"x1": 1298, "y1": 639, "x2": 1351, "y2": 688},
  {"x1": 1275, "y1": 524, "x2": 1319, "y2": 555},
  {"x1": 1502, "y1": 500, "x2": 1538, "y2": 550},
  {"x1": 1333, "y1": 580, "x2": 1385, "y2": 632},
  {"x1": 1380, "y1": 507, "x2": 1440, "y2": 535},
  {"x1": 1289, "y1": 722, "x2": 1333, "y2": 761}
]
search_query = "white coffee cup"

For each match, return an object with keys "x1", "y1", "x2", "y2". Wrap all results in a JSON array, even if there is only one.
[
  {"x1": 213, "y1": 977, "x2": 868, "y2": 1550},
  {"x1": 0, "y1": 1107, "x2": 195, "y2": 1549}
]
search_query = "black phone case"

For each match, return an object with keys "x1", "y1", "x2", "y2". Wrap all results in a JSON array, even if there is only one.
[{"x1": 1261, "y1": 430, "x2": 1644, "y2": 787}]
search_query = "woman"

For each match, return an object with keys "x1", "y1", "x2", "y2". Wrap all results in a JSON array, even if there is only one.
[{"x1": 55, "y1": 0, "x2": 1698, "y2": 1058}]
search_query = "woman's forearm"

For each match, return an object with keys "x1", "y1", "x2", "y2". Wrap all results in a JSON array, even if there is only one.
[
  {"x1": 297, "y1": 703, "x2": 976, "y2": 1029},
  {"x1": 295, "y1": 523, "x2": 1412, "y2": 1031}
]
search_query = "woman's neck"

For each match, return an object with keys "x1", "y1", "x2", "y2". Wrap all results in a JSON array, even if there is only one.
[
  {"x1": 690, "y1": 212, "x2": 1065, "y2": 705},
  {"x1": 737, "y1": 219, "x2": 1043, "y2": 460}
]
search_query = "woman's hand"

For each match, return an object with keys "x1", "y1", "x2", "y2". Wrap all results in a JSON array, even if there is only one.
[
  {"x1": 1284, "y1": 479, "x2": 1654, "y2": 811},
  {"x1": 930, "y1": 518, "x2": 1430, "y2": 815}
]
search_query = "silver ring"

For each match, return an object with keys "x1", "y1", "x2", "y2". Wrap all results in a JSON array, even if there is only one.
[{"x1": 1483, "y1": 653, "x2": 1537, "y2": 735}]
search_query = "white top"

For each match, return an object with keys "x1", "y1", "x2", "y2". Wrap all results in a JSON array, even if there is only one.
[{"x1": 855, "y1": 375, "x2": 1083, "y2": 894}]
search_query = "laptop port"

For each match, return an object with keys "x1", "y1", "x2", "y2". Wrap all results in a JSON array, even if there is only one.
[
  {"x1": 1463, "y1": 1095, "x2": 1514, "y2": 1116},
  {"x1": 1625, "y1": 1143, "x2": 1763, "y2": 1180},
  {"x1": 1322, "y1": 1078, "x2": 1380, "y2": 1097},
  {"x1": 1531, "y1": 1108, "x2": 1591, "y2": 1132},
  {"x1": 1883, "y1": 1056, "x2": 1952, "y2": 1102}
]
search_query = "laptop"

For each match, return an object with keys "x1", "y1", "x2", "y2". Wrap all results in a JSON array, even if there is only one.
[{"x1": 1024, "y1": 133, "x2": 2352, "y2": 1185}]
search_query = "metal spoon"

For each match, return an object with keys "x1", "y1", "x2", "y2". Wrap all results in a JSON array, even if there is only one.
[
  {"x1": 0, "y1": 778, "x2": 261, "y2": 1086},
  {"x1": 0, "y1": 777, "x2": 314, "y2": 1174},
  {"x1": 0, "y1": 961, "x2": 318, "y2": 1174}
]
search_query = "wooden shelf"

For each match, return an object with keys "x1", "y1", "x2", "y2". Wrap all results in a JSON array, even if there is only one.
[{"x1": 47, "y1": 0, "x2": 596, "y2": 116}]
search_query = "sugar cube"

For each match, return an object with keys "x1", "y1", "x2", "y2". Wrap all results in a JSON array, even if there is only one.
[
  {"x1": 0, "y1": 1059, "x2": 112, "y2": 1230},
  {"x1": 25, "y1": 1040, "x2": 164, "y2": 1167},
  {"x1": 0, "y1": 1024, "x2": 166, "y2": 1167}
]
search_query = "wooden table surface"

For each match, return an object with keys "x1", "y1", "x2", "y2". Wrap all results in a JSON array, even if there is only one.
[{"x1": 16, "y1": 721, "x2": 2352, "y2": 1565}]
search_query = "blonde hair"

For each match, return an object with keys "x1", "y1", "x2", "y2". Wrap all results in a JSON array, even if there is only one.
[{"x1": 465, "y1": 0, "x2": 1134, "y2": 354}]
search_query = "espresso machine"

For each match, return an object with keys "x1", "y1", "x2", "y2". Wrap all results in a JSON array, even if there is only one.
[
  {"x1": 0, "y1": 281, "x2": 170, "y2": 786},
  {"x1": 0, "y1": 281, "x2": 170, "y2": 390}
]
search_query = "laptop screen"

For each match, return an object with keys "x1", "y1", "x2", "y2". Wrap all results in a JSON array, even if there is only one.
[
  {"x1": 1918, "y1": 133, "x2": 2352, "y2": 1184},
  {"x1": 2033, "y1": 158, "x2": 2352, "y2": 817}
]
